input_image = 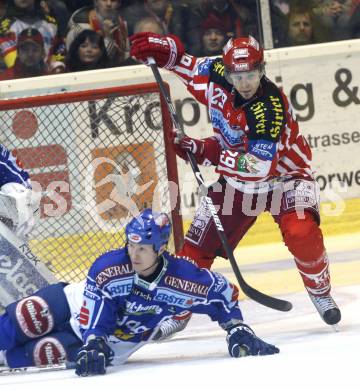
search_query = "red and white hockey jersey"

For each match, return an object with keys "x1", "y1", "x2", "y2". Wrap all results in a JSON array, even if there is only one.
[{"x1": 172, "y1": 55, "x2": 314, "y2": 192}]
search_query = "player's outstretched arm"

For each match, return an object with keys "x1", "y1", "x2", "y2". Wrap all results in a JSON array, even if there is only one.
[{"x1": 226, "y1": 323, "x2": 279, "y2": 357}]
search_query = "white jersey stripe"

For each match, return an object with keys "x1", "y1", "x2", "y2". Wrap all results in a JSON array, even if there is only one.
[
  {"x1": 175, "y1": 66, "x2": 193, "y2": 77},
  {"x1": 281, "y1": 156, "x2": 302, "y2": 171},
  {"x1": 292, "y1": 143, "x2": 311, "y2": 165}
]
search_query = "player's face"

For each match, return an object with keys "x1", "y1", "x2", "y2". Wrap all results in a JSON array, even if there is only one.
[
  {"x1": 229, "y1": 69, "x2": 261, "y2": 99},
  {"x1": 128, "y1": 242, "x2": 158, "y2": 277}
]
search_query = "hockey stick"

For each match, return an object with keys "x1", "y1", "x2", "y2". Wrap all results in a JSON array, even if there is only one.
[
  {"x1": 0, "y1": 362, "x2": 75, "y2": 376},
  {"x1": 0, "y1": 220, "x2": 57, "y2": 311},
  {"x1": 148, "y1": 58, "x2": 292, "y2": 312}
]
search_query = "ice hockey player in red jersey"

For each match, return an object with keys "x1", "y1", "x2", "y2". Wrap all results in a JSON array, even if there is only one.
[{"x1": 130, "y1": 33, "x2": 341, "y2": 326}]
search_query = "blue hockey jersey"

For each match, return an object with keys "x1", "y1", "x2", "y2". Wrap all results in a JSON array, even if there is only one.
[
  {"x1": 80, "y1": 248, "x2": 243, "y2": 343},
  {"x1": 0, "y1": 144, "x2": 30, "y2": 188}
]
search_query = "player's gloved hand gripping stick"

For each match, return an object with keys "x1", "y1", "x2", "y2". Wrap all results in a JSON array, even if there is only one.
[{"x1": 147, "y1": 57, "x2": 292, "y2": 312}]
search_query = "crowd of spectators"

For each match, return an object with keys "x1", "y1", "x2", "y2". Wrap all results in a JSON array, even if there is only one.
[
  {"x1": 0, "y1": 0, "x2": 358, "y2": 80},
  {"x1": 271, "y1": 0, "x2": 360, "y2": 46}
]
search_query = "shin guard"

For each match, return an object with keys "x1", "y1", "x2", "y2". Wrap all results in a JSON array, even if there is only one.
[{"x1": 280, "y1": 212, "x2": 331, "y2": 295}]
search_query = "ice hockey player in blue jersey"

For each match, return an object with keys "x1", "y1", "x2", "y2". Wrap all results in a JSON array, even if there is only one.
[
  {"x1": 0, "y1": 143, "x2": 37, "y2": 240},
  {"x1": 75, "y1": 208, "x2": 279, "y2": 376},
  {"x1": 0, "y1": 209, "x2": 279, "y2": 374}
]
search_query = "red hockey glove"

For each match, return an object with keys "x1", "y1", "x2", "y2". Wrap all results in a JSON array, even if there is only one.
[
  {"x1": 130, "y1": 32, "x2": 185, "y2": 70},
  {"x1": 172, "y1": 131, "x2": 204, "y2": 161},
  {"x1": 171, "y1": 130, "x2": 221, "y2": 165}
]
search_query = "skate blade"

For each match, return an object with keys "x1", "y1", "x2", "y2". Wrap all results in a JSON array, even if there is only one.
[{"x1": 331, "y1": 324, "x2": 340, "y2": 332}]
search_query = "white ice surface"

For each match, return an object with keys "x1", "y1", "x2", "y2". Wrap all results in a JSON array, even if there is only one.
[{"x1": 1, "y1": 284, "x2": 358, "y2": 390}]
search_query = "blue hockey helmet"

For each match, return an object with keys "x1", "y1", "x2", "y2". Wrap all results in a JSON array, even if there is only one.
[{"x1": 125, "y1": 209, "x2": 172, "y2": 252}]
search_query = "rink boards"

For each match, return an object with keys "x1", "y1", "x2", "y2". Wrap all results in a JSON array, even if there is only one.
[{"x1": 26, "y1": 206, "x2": 360, "y2": 296}]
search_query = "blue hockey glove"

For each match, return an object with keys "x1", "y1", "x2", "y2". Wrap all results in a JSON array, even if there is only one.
[
  {"x1": 75, "y1": 336, "x2": 114, "y2": 376},
  {"x1": 226, "y1": 324, "x2": 279, "y2": 357}
]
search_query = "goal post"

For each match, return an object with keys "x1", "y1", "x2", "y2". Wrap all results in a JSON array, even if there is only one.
[{"x1": 0, "y1": 82, "x2": 184, "y2": 282}]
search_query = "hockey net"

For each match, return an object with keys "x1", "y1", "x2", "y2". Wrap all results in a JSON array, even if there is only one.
[{"x1": 0, "y1": 83, "x2": 183, "y2": 282}]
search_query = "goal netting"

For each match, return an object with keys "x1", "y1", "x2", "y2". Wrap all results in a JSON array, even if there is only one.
[{"x1": 0, "y1": 83, "x2": 183, "y2": 282}]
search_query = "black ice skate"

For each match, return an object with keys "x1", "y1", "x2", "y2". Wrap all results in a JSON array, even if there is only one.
[
  {"x1": 153, "y1": 316, "x2": 191, "y2": 341},
  {"x1": 309, "y1": 293, "x2": 341, "y2": 325}
]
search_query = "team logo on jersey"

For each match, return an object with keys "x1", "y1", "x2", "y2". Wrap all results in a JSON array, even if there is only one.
[
  {"x1": 164, "y1": 275, "x2": 209, "y2": 296},
  {"x1": 237, "y1": 154, "x2": 261, "y2": 174},
  {"x1": 269, "y1": 95, "x2": 285, "y2": 139},
  {"x1": 248, "y1": 140, "x2": 276, "y2": 161},
  {"x1": 132, "y1": 286, "x2": 153, "y2": 301},
  {"x1": 246, "y1": 94, "x2": 285, "y2": 141},
  {"x1": 213, "y1": 60, "x2": 225, "y2": 76},
  {"x1": 78, "y1": 297, "x2": 97, "y2": 328},
  {"x1": 283, "y1": 179, "x2": 318, "y2": 211},
  {"x1": 124, "y1": 301, "x2": 162, "y2": 316},
  {"x1": 249, "y1": 101, "x2": 267, "y2": 135},
  {"x1": 79, "y1": 300, "x2": 90, "y2": 326},
  {"x1": 95, "y1": 263, "x2": 133, "y2": 285},
  {"x1": 33, "y1": 337, "x2": 67, "y2": 366},
  {"x1": 210, "y1": 108, "x2": 244, "y2": 146},
  {"x1": 15, "y1": 296, "x2": 54, "y2": 338},
  {"x1": 155, "y1": 289, "x2": 195, "y2": 307},
  {"x1": 108, "y1": 278, "x2": 132, "y2": 296}
]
